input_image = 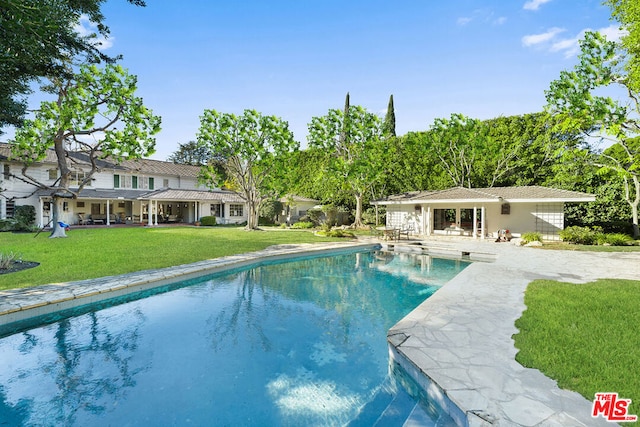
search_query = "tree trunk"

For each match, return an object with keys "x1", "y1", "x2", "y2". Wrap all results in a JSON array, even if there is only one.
[
  {"x1": 353, "y1": 193, "x2": 364, "y2": 228},
  {"x1": 49, "y1": 196, "x2": 68, "y2": 238}
]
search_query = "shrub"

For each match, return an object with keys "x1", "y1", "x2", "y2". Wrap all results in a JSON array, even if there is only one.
[
  {"x1": 306, "y1": 208, "x2": 323, "y2": 225},
  {"x1": 291, "y1": 221, "x2": 314, "y2": 229},
  {"x1": 0, "y1": 252, "x2": 21, "y2": 269},
  {"x1": 199, "y1": 216, "x2": 217, "y2": 226},
  {"x1": 559, "y1": 226, "x2": 597, "y2": 245},
  {"x1": 521, "y1": 232, "x2": 543, "y2": 244},
  {"x1": 604, "y1": 233, "x2": 634, "y2": 246},
  {"x1": 315, "y1": 229, "x2": 355, "y2": 238},
  {"x1": 13, "y1": 205, "x2": 36, "y2": 231},
  {"x1": 0, "y1": 219, "x2": 15, "y2": 232}
]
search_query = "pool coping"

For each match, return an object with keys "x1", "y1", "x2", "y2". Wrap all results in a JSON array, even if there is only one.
[
  {"x1": 2, "y1": 239, "x2": 638, "y2": 426},
  {"x1": 0, "y1": 242, "x2": 378, "y2": 327},
  {"x1": 386, "y1": 239, "x2": 640, "y2": 427}
]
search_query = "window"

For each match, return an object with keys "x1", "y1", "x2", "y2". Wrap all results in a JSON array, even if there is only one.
[
  {"x1": 77, "y1": 201, "x2": 85, "y2": 208},
  {"x1": 229, "y1": 204, "x2": 243, "y2": 217},
  {"x1": 3, "y1": 164, "x2": 10, "y2": 179},
  {"x1": 210, "y1": 204, "x2": 221, "y2": 217},
  {"x1": 48, "y1": 169, "x2": 58, "y2": 180},
  {"x1": 114, "y1": 175, "x2": 120, "y2": 188},
  {"x1": 163, "y1": 178, "x2": 169, "y2": 188},
  {"x1": 132, "y1": 176, "x2": 138, "y2": 189},
  {"x1": 70, "y1": 170, "x2": 88, "y2": 186},
  {"x1": 5, "y1": 200, "x2": 15, "y2": 218}
]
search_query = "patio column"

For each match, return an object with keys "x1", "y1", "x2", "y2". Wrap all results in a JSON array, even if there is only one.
[
  {"x1": 106, "y1": 200, "x2": 111, "y2": 226},
  {"x1": 38, "y1": 197, "x2": 44, "y2": 228},
  {"x1": 473, "y1": 207, "x2": 478, "y2": 239},
  {"x1": 140, "y1": 202, "x2": 144, "y2": 225},
  {"x1": 153, "y1": 200, "x2": 159, "y2": 225},
  {"x1": 425, "y1": 206, "x2": 431, "y2": 236},
  {"x1": 481, "y1": 206, "x2": 486, "y2": 240}
]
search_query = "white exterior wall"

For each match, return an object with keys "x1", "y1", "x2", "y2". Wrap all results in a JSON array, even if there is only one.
[{"x1": 384, "y1": 201, "x2": 565, "y2": 240}]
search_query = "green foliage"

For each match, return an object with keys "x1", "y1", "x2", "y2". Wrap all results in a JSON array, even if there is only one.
[
  {"x1": 197, "y1": 109, "x2": 298, "y2": 230},
  {"x1": 14, "y1": 205, "x2": 35, "y2": 229},
  {"x1": 305, "y1": 207, "x2": 323, "y2": 225},
  {"x1": 560, "y1": 225, "x2": 633, "y2": 245},
  {"x1": 315, "y1": 229, "x2": 356, "y2": 238},
  {"x1": 291, "y1": 221, "x2": 314, "y2": 229},
  {"x1": 10, "y1": 64, "x2": 161, "y2": 238},
  {"x1": 514, "y1": 279, "x2": 640, "y2": 415},
  {"x1": 603, "y1": 233, "x2": 634, "y2": 246},
  {"x1": 521, "y1": 232, "x2": 543, "y2": 244},
  {"x1": 307, "y1": 103, "x2": 385, "y2": 227},
  {"x1": 259, "y1": 199, "x2": 283, "y2": 223},
  {"x1": 545, "y1": 30, "x2": 640, "y2": 237},
  {"x1": 0, "y1": 0, "x2": 145, "y2": 129},
  {"x1": 383, "y1": 94, "x2": 396, "y2": 137},
  {"x1": 560, "y1": 226, "x2": 598, "y2": 245},
  {"x1": 606, "y1": 0, "x2": 640, "y2": 92},
  {"x1": 199, "y1": 216, "x2": 217, "y2": 226}
]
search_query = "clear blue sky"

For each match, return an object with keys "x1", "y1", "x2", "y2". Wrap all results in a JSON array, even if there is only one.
[{"x1": 4, "y1": 0, "x2": 622, "y2": 160}]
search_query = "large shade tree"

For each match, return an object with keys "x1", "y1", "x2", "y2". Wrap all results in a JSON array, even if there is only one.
[
  {"x1": 546, "y1": 31, "x2": 640, "y2": 237},
  {"x1": 308, "y1": 104, "x2": 385, "y2": 227},
  {"x1": 197, "y1": 109, "x2": 297, "y2": 230},
  {"x1": 0, "y1": 0, "x2": 145, "y2": 130},
  {"x1": 9, "y1": 64, "x2": 161, "y2": 237}
]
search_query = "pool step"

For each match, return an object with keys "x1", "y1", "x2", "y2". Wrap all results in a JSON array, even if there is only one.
[{"x1": 372, "y1": 386, "x2": 423, "y2": 426}]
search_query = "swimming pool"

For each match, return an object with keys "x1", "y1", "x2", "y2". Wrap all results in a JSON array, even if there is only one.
[{"x1": 0, "y1": 250, "x2": 469, "y2": 426}]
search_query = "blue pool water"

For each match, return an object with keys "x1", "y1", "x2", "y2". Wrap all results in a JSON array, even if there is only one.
[{"x1": 0, "y1": 250, "x2": 469, "y2": 426}]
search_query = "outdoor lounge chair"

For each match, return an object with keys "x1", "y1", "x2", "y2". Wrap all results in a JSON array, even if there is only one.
[{"x1": 77, "y1": 213, "x2": 91, "y2": 225}]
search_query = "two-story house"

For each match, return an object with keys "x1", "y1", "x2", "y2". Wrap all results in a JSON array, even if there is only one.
[{"x1": 0, "y1": 143, "x2": 248, "y2": 227}]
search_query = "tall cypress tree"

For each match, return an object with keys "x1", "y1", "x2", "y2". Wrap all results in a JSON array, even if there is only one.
[
  {"x1": 383, "y1": 94, "x2": 396, "y2": 137},
  {"x1": 339, "y1": 92, "x2": 350, "y2": 146}
]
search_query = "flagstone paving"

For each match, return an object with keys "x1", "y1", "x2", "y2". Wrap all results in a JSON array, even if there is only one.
[
  {"x1": 387, "y1": 238, "x2": 640, "y2": 426},
  {"x1": 0, "y1": 238, "x2": 638, "y2": 426}
]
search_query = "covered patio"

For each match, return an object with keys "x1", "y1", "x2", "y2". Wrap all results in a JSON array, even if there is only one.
[{"x1": 372, "y1": 186, "x2": 596, "y2": 241}]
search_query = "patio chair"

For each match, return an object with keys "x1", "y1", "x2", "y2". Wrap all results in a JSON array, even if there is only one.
[{"x1": 77, "y1": 213, "x2": 91, "y2": 225}]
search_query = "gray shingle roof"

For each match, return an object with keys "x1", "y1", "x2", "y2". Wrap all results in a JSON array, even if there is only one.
[
  {"x1": 0, "y1": 142, "x2": 200, "y2": 177},
  {"x1": 373, "y1": 186, "x2": 595, "y2": 204}
]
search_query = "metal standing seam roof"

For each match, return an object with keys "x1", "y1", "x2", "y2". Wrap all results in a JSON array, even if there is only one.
[
  {"x1": 372, "y1": 186, "x2": 596, "y2": 204},
  {"x1": 141, "y1": 189, "x2": 245, "y2": 203}
]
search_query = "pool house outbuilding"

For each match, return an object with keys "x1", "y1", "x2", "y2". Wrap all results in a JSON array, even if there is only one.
[{"x1": 372, "y1": 186, "x2": 596, "y2": 240}]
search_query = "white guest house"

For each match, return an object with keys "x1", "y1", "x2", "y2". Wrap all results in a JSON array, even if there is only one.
[
  {"x1": 0, "y1": 142, "x2": 248, "y2": 227},
  {"x1": 372, "y1": 186, "x2": 595, "y2": 241}
]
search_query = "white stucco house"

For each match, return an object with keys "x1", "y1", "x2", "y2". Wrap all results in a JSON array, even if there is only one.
[
  {"x1": 371, "y1": 186, "x2": 596, "y2": 240},
  {"x1": 0, "y1": 142, "x2": 248, "y2": 227},
  {"x1": 277, "y1": 195, "x2": 320, "y2": 224}
]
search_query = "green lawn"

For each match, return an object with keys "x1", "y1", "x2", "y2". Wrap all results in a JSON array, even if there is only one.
[
  {"x1": 0, "y1": 226, "x2": 343, "y2": 290},
  {"x1": 514, "y1": 279, "x2": 640, "y2": 416}
]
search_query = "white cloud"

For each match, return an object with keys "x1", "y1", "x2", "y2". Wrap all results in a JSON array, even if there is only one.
[
  {"x1": 521, "y1": 27, "x2": 565, "y2": 47},
  {"x1": 457, "y1": 17, "x2": 472, "y2": 26},
  {"x1": 523, "y1": 0, "x2": 552, "y2": 11},
  {"x1": 523, "y1": 24, "x2": 628, "y2": 58},
  {"x1": 73, "y1": 14, "x2": 114, "y2": 51},
  {"x1": 598, "y1": 24, "x2": 626, "y2": 43},
  {"x1": 494, "y1": 16, "x2": 507, "y2": 26}
]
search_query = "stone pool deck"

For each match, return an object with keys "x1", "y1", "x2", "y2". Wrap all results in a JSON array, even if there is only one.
[
  {"x1": 1, "y1": 238, "x2": 638, "y2": 426},
  {"x1": 386, "y1": 238, "x2": 640, "y2": 427}
]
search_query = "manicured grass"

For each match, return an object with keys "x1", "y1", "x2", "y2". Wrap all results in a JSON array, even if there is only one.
[
  {"x1": 541, "y1": 242, "x2": 640, "y2": 252},
  {"x1": 0, "y1": 226, "x2": 344, "y2": 290},
  {"x1": 514, "y1": 279, "x2": 640, "y2": 415}
]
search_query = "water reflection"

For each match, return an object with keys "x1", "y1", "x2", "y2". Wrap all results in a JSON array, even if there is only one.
[{"x1": 0, "y1": 250, "x2": 468, "y2": 426}]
